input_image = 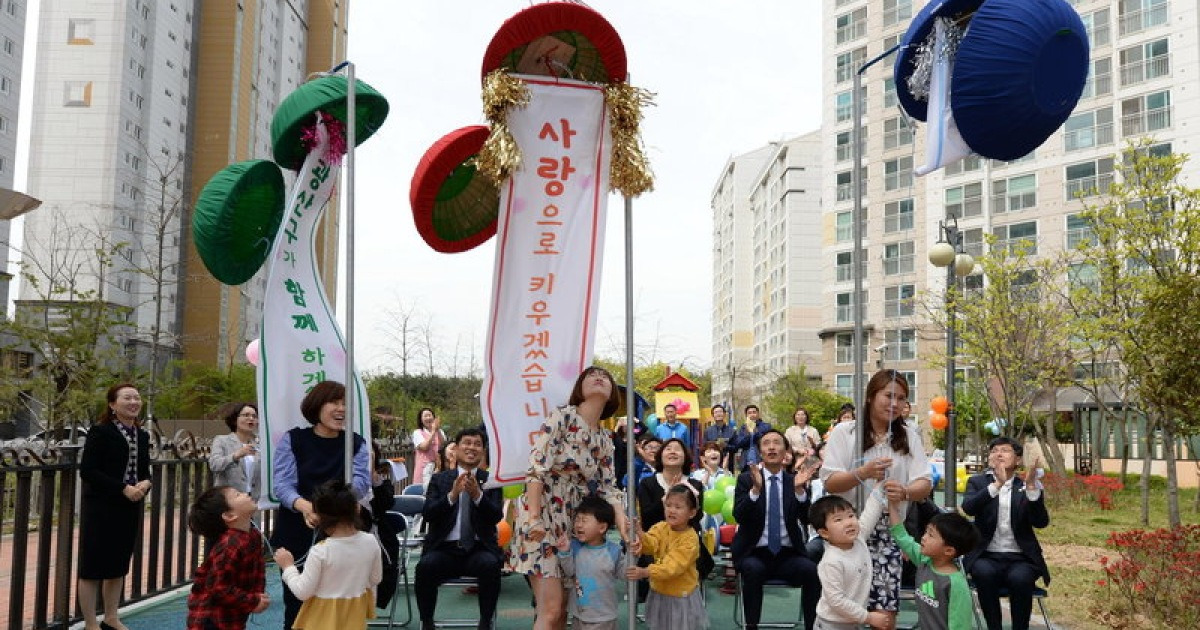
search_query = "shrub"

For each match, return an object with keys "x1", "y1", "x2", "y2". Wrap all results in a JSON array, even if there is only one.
[{"x1": 1094, "y1": 525, "x2": 1200, "y2": 628}]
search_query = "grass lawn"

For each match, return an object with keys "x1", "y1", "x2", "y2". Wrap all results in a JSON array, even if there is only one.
[{"x1": 1029, "y1": 473, "x2": 1200, "y2": 629}]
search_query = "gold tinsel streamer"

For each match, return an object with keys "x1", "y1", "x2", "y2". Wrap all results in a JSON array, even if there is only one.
[
  {"x1": 605, "y1": 81, "x2": 656, "y2": 197},
  {"x1": 477, "y1": 70, "x2": 531, "y2": 184}
]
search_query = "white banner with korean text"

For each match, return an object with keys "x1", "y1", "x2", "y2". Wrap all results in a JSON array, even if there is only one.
[
  {"x1": 482, "y1": 76, "x2": 611, "y2": 485},
  {"x1": 257, "y1": 116, "x2": 371, "y2": 507}
]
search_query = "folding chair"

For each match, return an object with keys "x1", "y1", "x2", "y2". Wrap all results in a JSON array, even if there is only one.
[
  {"x1": 970, "y1": 583, "x2": 1054, "y2": 629},
  {"x1": 733, "y1": 576, "x2": 804, "y2": 629},
  {"x1": 371, "y1": 494, "x2": 427, "y2": 629},
  {"x1": 429, "y1": 576, "x2": 497, "y2": 629}
]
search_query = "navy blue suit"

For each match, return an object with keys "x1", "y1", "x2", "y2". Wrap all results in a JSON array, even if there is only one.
[
  {"x1": 415, "y1": 467, "x2": 504, "y2": 629},
  {"x1": 962, "y1": 471, "x2": 1050, "y2": 630},
  {"x1": 731, "y1": 467, "x2": 819, "y2": 630}
]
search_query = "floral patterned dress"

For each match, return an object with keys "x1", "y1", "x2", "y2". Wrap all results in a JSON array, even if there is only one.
[{"x1": 507, "y1": 405, "x2": 624, "y2": 578}]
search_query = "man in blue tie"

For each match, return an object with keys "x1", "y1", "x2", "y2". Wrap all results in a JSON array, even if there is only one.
[
  {"x1": 653, "y1": 403, "x2": 690, "y2": 447},
  {"x1": 731, "y1": 429, "x2": 821, "y2": 630}
]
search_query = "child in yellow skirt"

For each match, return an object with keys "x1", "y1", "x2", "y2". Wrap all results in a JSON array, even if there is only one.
[
  {"x1": 626, "y1": 483, "x2": 708, "y2": 629},
  {"x1": 274, "y1": 480, "x2": 382, "y2": 630}
]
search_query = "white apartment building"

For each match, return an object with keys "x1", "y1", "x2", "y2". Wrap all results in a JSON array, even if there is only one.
[
  {"x1": 0, "y1": 0, "x2": 28, "y2": 312},
  {"x1": 711, "y1": 132, "x2": 824, "y2": 415},
  {"x1": 816, "y1": 0, "x2": 1199, "y2": 410},
  {"x1": 17, "y1": 0, "x2": 344, "y2": 374}
]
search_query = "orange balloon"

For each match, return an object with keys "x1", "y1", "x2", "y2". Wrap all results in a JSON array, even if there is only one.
[
  {"x1": 930, "y1": 412, "x2": 948, "y2": 431},
  {"x1": 930, "y1": 396, "x2": 949, "y2": 414},
  {"x1": 497, "y1": 519, "x2": 513, "y2": 547}
]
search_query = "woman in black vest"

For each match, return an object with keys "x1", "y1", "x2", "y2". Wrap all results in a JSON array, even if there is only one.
[
  {"x1": 78, "y1": 383, "x2": 152, "y2": 630},
  {"x1": 270, "y1": 380, "x2": 372, "y2": 629}
]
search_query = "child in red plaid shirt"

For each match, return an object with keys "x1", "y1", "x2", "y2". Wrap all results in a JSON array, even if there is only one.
[{"x1": 186, "y1": 486, "x2": 270, "y2": 629}]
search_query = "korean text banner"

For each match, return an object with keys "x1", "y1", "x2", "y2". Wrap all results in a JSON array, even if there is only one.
[
  {"x1": 257, "y1": 116, "x2": 371, "y2": 507},
  {"x1": 481, "y1": 76, "x2": 611, "y2": 485}
]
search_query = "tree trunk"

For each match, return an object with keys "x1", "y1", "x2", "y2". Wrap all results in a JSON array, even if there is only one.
[
  {"x1": 1118, "y1": 412, "x2": 1130, "y2": 486},
  {"x1": 1140, "y1": 428, "x2": 1153, "y2": 526},
  {"x1": 1193, "y1": 461, "x2": 1200, "y2": 513},
  {"x1": 1163, "y1": 419, "x2": 1180, "y2": 527},
  {"x1": 1039, "y1": 412, "x2": 1066, "y2": 476}
]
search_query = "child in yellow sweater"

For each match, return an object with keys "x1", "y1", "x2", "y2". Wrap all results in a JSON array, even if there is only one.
[{"x1": 627, "y1": 484, "x2": 708, "y2": 629}]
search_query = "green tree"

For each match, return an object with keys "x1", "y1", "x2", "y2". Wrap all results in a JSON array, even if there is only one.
[
  {"x1": 763, "y1": 365, "x2": 851, "y2": 435},
  {"x1": 952, "y1": 236, "x2": 1073, "y2": 476},
  {"x1": 1075, "y1": 141, "x2": 1200, "y2": 526}
]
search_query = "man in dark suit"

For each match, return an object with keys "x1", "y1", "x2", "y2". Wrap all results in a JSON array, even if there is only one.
[
  {"x1": 731, "y1": 429, "x2": 821, "y2": 630},
  {"x1": 415, "y1": 428, "x2": 504, "y2": 630},
  {"x1": 962, "y1": 436, "x2": 1050, "y2": 630}
]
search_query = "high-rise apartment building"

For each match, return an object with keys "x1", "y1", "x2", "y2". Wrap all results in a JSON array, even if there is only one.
[
  {"x1": 712, "y1": 0, "x2": 1198, "y2": 418},
  {"x1": 18, "y1": 0, "x2": 346, "y2": 375},
  {"x1": 815, "y1": 0, "x2": 1197, "y2": 407},
  {"x1": 711, "y1": 132, "x2": 824, "y2": 412},
  {"x1": 0, "y1": 0, "x2": 29, "y2": 313}
]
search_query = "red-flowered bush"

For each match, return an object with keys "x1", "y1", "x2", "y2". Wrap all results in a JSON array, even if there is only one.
[{"x1": 1094, "y1": 525, "x2": 1200, "y2": 628}]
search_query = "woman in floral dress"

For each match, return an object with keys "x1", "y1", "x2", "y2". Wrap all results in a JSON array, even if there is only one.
[{"x1": 508, "y1": 366, "x2": 629, "y2": 630}]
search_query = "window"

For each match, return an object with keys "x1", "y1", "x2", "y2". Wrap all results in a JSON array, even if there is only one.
[
  {"x1": 1011, "y1": 269, "x2": 1040, "y2": 301},
  {"x1": 882, "y1": 0, "x2": 912, "y2": 27},
  {"x1": 836, "y1": 168, "x2": 866, "y2": 202},
  {"x1": 1120, "y1": 38, "x2": 1169, "y2": 86},
  {"x1": 945, "y1": 182, "x2": 983, "y2": 219},
  {"x1": 3, "y1": 37, "x2": 12, "y2": 55},
  {"x1": 884, "y1": 284, "x2": 915, "y2": 318},
  {"x1": 63, "y1": 80, "x2": 92, "y2": 107},
  {"x1": 963, "y1": 227, "x2": 984, "y2": 259},
  {"x1": 835, "y1": 374, "x2": 854, "y2": 399},
  {"x1": 835, "y1": 332, "x2": 858, "y2": 365},
  {"x1": 992, "y1": 174, "x2": 1036, "y2": 213},
  {"x1": 898, "y1": 371, "x2": 918, "y2": 404},
  {"x1": 6, "y1": 2, "x2": 15, "y2": 16},
  {"x1": 1066, "y1": 214, "x2": 1096, "y2": 249},
  {"x1": 884, "y1": 198, "x2": 913, "y2": 233},
  {"x1": 1065, "y1": 158, "x2": 1115, "y2": 199},
  {"x1": 835, "y1": 211, "x2": 856, "y2": 243},
  {"x1": 0, "y1": 116, "x2": 7, "y2": 133},
  {"x1": 1063, "y1": 107, "x2": 1114, "y2": 151},
  {"x1": 836, "y1": 131, "x2": 852, "y2": 162},
  {"x1": 835, "y1": 87, "x2": 865, "y2": 123},
  {"x1": 836, "y1": 251, "x2": 864, "y2": 283},
  {"x1": 885, "y1": 329, "x2": 917, "y2": 361},
  {"x1": 1080, "y1": 57, "x2": 1113, "y2": 99},
  {"x1": 836, "y1": 291, "x2": 867, "y2": 323},
  {"x1": 1068, "y1": 262, "x2": 1100, "y2": 293},
  {"x1": 944, "y1": 155, "x2": 982, "y2": 176},
  {"x1": 1118, "y1": 0, "x2": 1168, "y2": 36},
  {"x1": 1082, "y1": 8, "x2": 1111, "y2": 47},
  {"x1": 884, "y1": 157, "x2": 912, "y2": 191},
  {"x1": 993, "y1": 221, "x2": 1038, "y2": 256},
  {"x1": 836, "y1": 8, "x2": 867, "y2": 45},
  {"x1": 836, "y1": 47, "x2": 867, "y2": 83},
  {"x1": 68, "y1": 18, "x2": 95, "y2": 44},
  {"x1": 883, "y1": 78, "x2": 897, "y2": 107},
  {"x1": 883, "y1": 241, "x2": 914, "y2": 275},
  {"x1": 1121, "y1": 90, "x2": 1170, "y2": 136},
  {"x1": 883, "y1": 117, "x2": 912, "y2": 150}
]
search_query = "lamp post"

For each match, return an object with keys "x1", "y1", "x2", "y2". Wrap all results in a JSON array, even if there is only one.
[{"x1": 928, "y1": 217, "x2": 974, "y2": 507}]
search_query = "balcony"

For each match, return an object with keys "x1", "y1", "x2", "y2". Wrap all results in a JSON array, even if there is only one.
[
  {"x1": 1119, "y1": 5, "x2": 1168, "y2": 36},
  {"x1": 1064, "y1": 122, "x2": 1114, "y2": 151},
  {"x1": 1120, "y1": 55, "x2": 1170, "y2": 86},
  {"x1": 1065, "y1": 173, "x2": 1115, "y2": 199},
  {"x1": 1121, "y1": 105, "x2": 1171, "y2": 136}
]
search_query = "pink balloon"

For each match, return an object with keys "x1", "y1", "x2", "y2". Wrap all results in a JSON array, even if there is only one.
[{"x1": 245, "y1": 338, "x2": 261, "y2": 366}]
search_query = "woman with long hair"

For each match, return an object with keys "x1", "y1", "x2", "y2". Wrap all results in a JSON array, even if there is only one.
[{"x1": 819, "y1": 370, "x2": 932, "y2": 626}]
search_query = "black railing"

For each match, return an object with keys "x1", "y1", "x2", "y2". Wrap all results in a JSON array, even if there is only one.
[{"x1": 1, "y1": 438, "x2": 413, "y2": 630}]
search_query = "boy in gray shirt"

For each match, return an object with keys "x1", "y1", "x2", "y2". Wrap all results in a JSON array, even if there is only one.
[{"x1": 555, "y1": 496, "x2": 625, "y2": 630}]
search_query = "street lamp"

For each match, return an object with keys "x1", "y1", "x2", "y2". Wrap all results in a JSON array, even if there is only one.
[{"x1": 929, "y1": 217, "x2": 974, "y2": 506}]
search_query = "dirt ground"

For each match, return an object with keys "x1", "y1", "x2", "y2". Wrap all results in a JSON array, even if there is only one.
[{"x1": 1044, "y1": 543, "x2": 1107, "y2": 571}]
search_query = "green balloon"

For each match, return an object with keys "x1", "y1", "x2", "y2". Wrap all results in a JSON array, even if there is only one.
[
  {"x1": 703, "y1": 488, "x2": 725, "y2": 515},
  {"x1": 715, "y1": 476, "x2": 736, "y2": 493},
  {"x1": 721, "y1": 498, "x2": 737, "y2": 525},
  {"x1": 502, "y1": 484, "x2": 524, "y2": 499}
]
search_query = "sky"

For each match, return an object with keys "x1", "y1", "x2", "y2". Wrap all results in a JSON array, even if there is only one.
[
  {"x1": 343, "y1": 1, "x2": 823, "y2": 374},
  {"x1": 8, "y1": 1, "x2": 825, "y2": 374}
]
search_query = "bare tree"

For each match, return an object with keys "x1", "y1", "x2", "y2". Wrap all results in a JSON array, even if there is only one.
[{"x1": 378, "y1": 298, "x2": 424, "y2": 376}]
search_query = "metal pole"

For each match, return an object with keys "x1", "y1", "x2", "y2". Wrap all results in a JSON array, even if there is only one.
[
  {"x1": 343, "y1": 61, "x2": 357, "y2": 484},
  {"x1": 945, "y1": 233, "x2": 958, "y2": 507},
  {"x1": 853, "y1": 43, "x2": 902, "y2": 506},
  {"x1": 623, "y1": 190, "x2": 637, "y2": 630}
]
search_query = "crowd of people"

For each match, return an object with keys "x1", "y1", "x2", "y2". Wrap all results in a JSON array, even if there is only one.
[{"x1": 75, "y1": 369, "x2": 1051, "y2": 630}]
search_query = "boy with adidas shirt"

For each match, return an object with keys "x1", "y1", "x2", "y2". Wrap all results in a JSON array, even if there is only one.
[{"x1": 886, "y1": 492, "x2": 979, "y2": 629}]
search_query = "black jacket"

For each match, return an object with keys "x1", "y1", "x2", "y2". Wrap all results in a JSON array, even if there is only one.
[
  {"x1": 962, "y1": 471, "x2": 1051, "y2": 584},
  {"x1": 730, "y1": 467, "x2": 811, "y2": 564},
  {"x1": 421, "y1": 467, "x2": 504, "y2": 556}
]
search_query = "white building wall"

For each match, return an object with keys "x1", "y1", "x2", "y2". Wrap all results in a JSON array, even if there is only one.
[{"x1": 0, "y1": 0, "x2": 28, "y2": 310}]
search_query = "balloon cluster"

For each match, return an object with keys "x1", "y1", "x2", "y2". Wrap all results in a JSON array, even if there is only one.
[
  {"x1": 701, "y1": 476, "x2": 738, "y2": 525},
  {"x1": 929, "y1": 395, "x2": 949, "y2": 431}
]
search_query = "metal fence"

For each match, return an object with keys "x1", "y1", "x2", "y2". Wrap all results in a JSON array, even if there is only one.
[{"x1": 1, "y1": 437, "x2": 412, "y2": 630}]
